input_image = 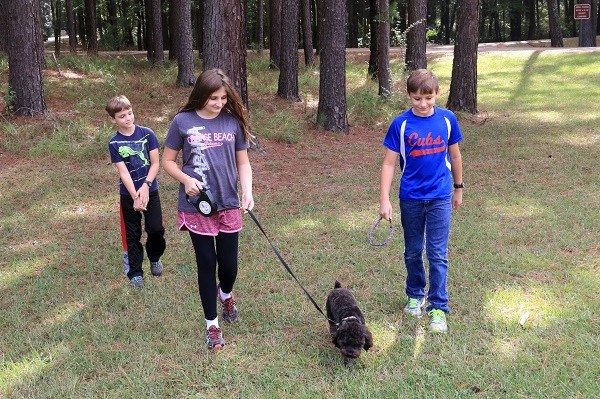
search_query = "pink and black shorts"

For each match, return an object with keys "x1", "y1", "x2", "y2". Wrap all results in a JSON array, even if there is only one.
[{"x1": 178, "y1": 208, "x2": 243, "y2": 236}]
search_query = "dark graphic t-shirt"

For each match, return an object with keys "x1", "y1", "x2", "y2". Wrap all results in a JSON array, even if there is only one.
[{"x1": 109, "y1": 125, "x2": 160, "y2": 195}]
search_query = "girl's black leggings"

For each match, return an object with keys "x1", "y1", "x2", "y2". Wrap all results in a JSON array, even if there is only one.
[{"x1": 188, "y1": 231, "x2": 239, "y2": 321}]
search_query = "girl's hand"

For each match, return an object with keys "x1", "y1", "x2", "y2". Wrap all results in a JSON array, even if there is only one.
[
  {"x1": 240, "y1": 192, "x2": 254, "y2": 212},
  {"x1": 184, "y1": 177, "x2": 203, "y2": 196}
]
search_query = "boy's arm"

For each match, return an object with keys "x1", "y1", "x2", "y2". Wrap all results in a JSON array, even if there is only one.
[
  {"x1": 135, "y1": 148, "x2": 160, "y2": 210},
  {"x1": 449, "y1": 143, "x2": 463, "y2": 209},
  {"x1": 379, "y1": 149, "x2": 399, "y2": 221},
  {"x1": 236, "y1": 149, "x2": 253, "y2": 211},
  {"x1": 114, "y1": 161, "x2": 138, "y2": 198}
]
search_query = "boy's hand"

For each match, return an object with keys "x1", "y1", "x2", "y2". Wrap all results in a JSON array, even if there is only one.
[
  {"x1": 379, "y1": 199, "x2": 393, "y2": 222},
  {"x1": 135, "y1": 185, "x2": 149, "y2": 211},
  {"x1": 452, "y1": 189, "x2": 463, "y2": 210}
]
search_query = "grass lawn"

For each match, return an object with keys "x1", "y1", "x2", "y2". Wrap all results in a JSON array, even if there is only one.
[{"x1": 0, "y1": 47, "x2": 599, "y2": 398}]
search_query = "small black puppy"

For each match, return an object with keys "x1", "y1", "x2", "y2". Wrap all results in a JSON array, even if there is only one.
[{"x1": 325, "y1": 280, "x2": 373, "y2": 363}]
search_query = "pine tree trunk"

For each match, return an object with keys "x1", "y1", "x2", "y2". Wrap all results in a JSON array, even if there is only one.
[
  {"x1": 376, "y1": 0, "x2": 390, "y2": 96},
  {"x1": 269, "y1": 0, "x2": 282, "y2": 69},
  {"x1": 65, "y1": 0, "x2": 77, "y2": 52},
  {"x1": 547, "y1": 0, "x2": 563, "y2": 47},
  {"x1": 203, "y1": 0, "x2": 248, "y2": 107},
  {"x1": 405, "y1": 0, "x2": 427, "y2": 71},
  {"x1": 84, "y1": 0, "x2": 97, "y2": 55},
  {"x1": 446, "y1": 0, "x2": 479, "y2": 114},
  {"x1": 278, "y1": 0, "x2": 300, "y2": 101},
  {"x1": 317, "y1": 0, "x2": 348, "y2": 133},
  {"x1": 7, "y1": 0, "x2": 47, "y2": 116},
  {"x1": 173, "y1": 0, "x2": 195, "y2": 86},
  {"x1": 300, "y1": 0, "x2": 314, "y2": 66}
]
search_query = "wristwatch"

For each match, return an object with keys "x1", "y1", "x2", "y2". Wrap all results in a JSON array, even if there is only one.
[
  {"x1": 453, "y1": 182, "x2": 465, "y2": 189},
  {"x1": 145, "y1": 180, "x2": 153, "y2": 187}
]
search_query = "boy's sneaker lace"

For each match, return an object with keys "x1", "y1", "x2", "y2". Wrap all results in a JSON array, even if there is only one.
[
  {"x1": 428, "y1": 309, "x2": 448, "y2": 333},
  {"x1": 403, "y1": 297, "x2": 425, "y2": 318},
  {"x1": 218, "y1": 286, "x2": 239, "y2": 323},
  {"x1": 129, "y1": 275, "x2": 143, "y2": 288},
  {"x1": 206, "y1": 326, "x2": 224, "y2": 349},
  {"x1": 150, "y1": 260, "x2": 163, "y2": 276}
]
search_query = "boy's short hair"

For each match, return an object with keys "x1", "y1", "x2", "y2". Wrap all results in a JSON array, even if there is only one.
[
  {"x1": 105, "y1": 95, "x2": 132, "y2": 118},
  {"x1": 406, "y1": 69, "x2": 439, "y2": 95}
]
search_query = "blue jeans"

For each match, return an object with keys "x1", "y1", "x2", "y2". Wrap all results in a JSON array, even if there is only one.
[{"x1": 400, "y1": 198, "x2": 452, "y2": 313}]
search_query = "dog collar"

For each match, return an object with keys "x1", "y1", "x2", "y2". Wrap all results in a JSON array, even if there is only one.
[{"x1": 340, "y1": 316, "x2": 361, "y2": 324}]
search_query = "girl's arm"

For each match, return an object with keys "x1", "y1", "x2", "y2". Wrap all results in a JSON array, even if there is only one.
[
  {"x1": 236, "y1": 149, "x2": 254, "y2": 211},
  {"x1": 161, "y1": 147, "x2": 203, "y2": 196},
  {"x1": 379, "y1": 149, "x2": 399, "y2": 221},
  {"x1": 449, "y1": 143, "x2": 463, "y2": 209}
]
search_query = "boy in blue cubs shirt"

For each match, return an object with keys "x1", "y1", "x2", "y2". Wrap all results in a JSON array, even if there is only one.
[
  {"x1": 107, "y1": 95, "x2": 166, "y2": 288},
  {"x1": 379, "y1": 69, "x2": 464, "y2": 333}
]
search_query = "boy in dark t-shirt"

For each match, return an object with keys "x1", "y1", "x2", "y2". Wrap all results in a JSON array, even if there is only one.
[{"x1": 107, "y1": 95, "x2": 166, "y2": 288}]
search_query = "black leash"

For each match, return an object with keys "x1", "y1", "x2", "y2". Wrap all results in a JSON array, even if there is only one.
[{"x1": 246, "y1": 209, "x2": 336, "y2": 324}]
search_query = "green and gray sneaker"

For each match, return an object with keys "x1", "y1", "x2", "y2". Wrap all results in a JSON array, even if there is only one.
[
  {"x1": 403, "y1": 297, "x2": 425, "y2": 318},
  {"x1": 428, "y1": 309, "x2": 448, "y2": 333}
]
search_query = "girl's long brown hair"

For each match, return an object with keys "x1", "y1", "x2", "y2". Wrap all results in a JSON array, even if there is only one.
[{"x1": 178, "y1": 68, "x2": 251, "y2": 141}]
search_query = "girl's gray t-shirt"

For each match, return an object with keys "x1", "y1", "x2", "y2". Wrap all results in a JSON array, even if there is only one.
[{"x1": 164, "y1": 110, "x2": 249, "y2": 212}]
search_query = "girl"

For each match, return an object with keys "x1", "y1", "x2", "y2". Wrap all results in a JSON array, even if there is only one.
[{"x1": 162, "y1": 69, "x2": 254, "y2": 349}]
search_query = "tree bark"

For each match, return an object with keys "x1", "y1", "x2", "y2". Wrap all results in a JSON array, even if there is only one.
[
  {"x1": 376, "y1": 0, "x2": 390, "y2": 96},
  {"x1": 547, "y1": 0, "x2": 563, "y2": 47},
  {"x1": 368, "y1": 0, "x2": 378, "y2": 78},
  {"x1": 300, "y1": 0, "x2": 314, "y2": 66},
  {"x1": 0, "y1": 0, "x2": 6, "y2": 52},
  {"x1": 269, "y1": 0, "x2": 282, "y2": 69},
  {"x1": 173, "y1": 0, "x2": 195, "y2": 86},
  {"x1": 316, "y1": 0, "x2": 348, "y2": 133},
  {"x1": 84, "y1": 0, "x2": 98, "y2": 55},
  {"x1": 203, "y1": 0, "x2": 248, "y2": 107},
  {"x1": 7, "y1": 0, "x2": 47, "y2": 116},
  {"x1": 148, "y1": 0, "x2": 164, "y2": 63},
  {"x1": 278, "y1": 0, "x2": 301, "y2": 101},
  {"x1": 446, "y1": 0, "x2": 479, "y2": 114},
  {"x1": 405, "y1": 0, "x2": 427, "y2": 71},
  {"x1": 65, "y1": 0, "x2": 77, "y2": 52},
  {"x1": 579, "y1": 0, "x2": 598, "y2": 47}
]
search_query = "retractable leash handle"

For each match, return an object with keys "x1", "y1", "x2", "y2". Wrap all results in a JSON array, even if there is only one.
[
  {"x1": 367, "y1": 216, "x2": 394, "y2": 246},
  {"x1": 186, "y1": 190, "x2": 217, "y2": 217},
  {"x1": 246, "y1": 209, "x2": 336, "y2": 324}
]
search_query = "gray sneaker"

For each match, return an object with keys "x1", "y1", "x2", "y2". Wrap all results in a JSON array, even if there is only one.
[
  {"x1": 403, "y1": 297, "x2": 425, "y2": 318},
  {"x1": 219, "y1": 288, "x2": 239, "y2": 323},
  {"x1": 206, "y1": 326, "x2": 224, "y2": 349},
  {"x1": 150, "y1": 260, "x2": 163, "y2": 276},
  {"x1": 130, "y1": 275, "x2": 143, "y2": 288},
  {"x1": 428, "y1": 309, "x2": 448, "y2": 333}
]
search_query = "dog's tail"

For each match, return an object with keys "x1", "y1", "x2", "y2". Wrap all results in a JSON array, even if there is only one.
[{"x1": 334, "y1": 280, "x2": 342, "y2": 289}]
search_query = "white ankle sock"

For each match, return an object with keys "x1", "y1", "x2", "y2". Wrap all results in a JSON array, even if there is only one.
[
  {"x1": 206, "y1": 318, "x2": 219, "y2": 329},
  {"x1": 219, "y1": 288, "x2": 232, "y2": 301}
]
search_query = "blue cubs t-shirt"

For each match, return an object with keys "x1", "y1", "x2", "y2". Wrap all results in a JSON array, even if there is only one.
[
  {"x1": 383, "y1": 106, "x2": 463, "y2": 200},
  {"x1": 108, "y1": 125, "x2": 160, "y2": 195}
]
